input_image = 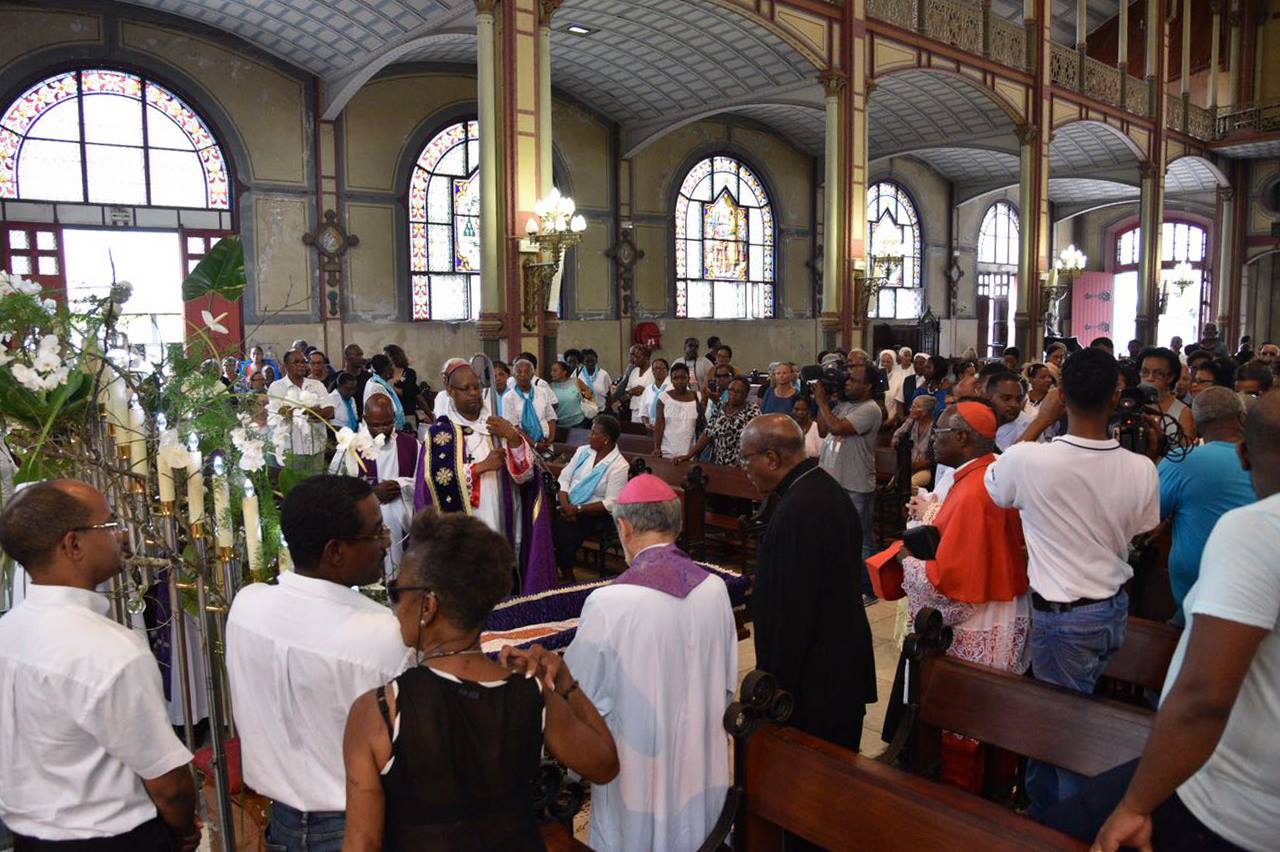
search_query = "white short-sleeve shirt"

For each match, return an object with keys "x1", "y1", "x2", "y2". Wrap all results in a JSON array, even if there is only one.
[
  {"x1": 226, "y1": 571, "x2": 412, "y2": 812},
  {"x1": 502, "y1": 383, "x2": 558, "y2": 441},
  {"x1": 984, "y1": 435, "x2": 1160, "y2": 601},
  {"x1": 558, "y1": 444, "x2": 630, "y2": 512},
  {"x1": 0, "y1": 585, "x2": 193, "y2": 839},
  {"x1": 1163, "y1": 494, "x2": 1280, "y2": 852},
  {"x1": 267, "y1": 376, "x2": 331, "y2": 456}
]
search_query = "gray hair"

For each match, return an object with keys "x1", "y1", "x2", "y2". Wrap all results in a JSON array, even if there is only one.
[
  {"x1": 611, "y1": 497, "x2": 683, "y2": 536},
  {"x1": 1193, "y1": 385, "x2": 1244, "y2": 429}
]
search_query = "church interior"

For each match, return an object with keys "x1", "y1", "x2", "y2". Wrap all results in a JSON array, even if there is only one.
[{"x1": 1, "y1": 0, "x2": 1279, "y2": 850}]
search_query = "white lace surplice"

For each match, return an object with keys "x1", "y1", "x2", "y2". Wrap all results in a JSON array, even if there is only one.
[{"x1": 901, "y1": 556, "x2": 1030, "y2": 673}]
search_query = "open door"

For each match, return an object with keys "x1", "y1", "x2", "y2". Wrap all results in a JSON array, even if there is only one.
[{"x1": 180, "y1": 230, "x2": 241, "y2": 357}]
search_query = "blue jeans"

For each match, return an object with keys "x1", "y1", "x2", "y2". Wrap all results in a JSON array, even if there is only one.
[
  {"x1": 1026, "y1": 591, "x2": 1128, "y2": 816},
  {"x1": 846, "y1": 489, "x2": 876, "y2": 597},
  {"x1": 265, "y1": 802, "x2": 345, "y2": 852}
]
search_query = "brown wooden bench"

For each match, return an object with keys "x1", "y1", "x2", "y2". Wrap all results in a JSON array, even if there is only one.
[
  {"x1": 703, "y1": 673, "x2": 1086, "y2": 851},
  {"x1": 889, "y1": 610, "x2": 1157, "y2": 788},
  {"x1": 557, "y1": 426, "x2": 653, "y2": 456},
  {"x1": 1097, "y1": 615, "x2": 1182, "y2": 696}
]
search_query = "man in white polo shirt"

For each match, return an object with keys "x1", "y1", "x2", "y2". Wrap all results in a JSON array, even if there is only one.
[
  {"x1": 0, "y1": 481, "x2": 199, "y2": 850},
  {"x1": 985, "y1": 347, "x2": 1159, "y2": 815},
  {"x1": 227, "y1": 474, "x2": 412, "y2": 850}
]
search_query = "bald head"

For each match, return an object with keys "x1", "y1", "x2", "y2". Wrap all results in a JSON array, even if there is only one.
[
  {"x1": 363, "y1": 392, "x2": 396, "y2": 438},
  {"x1": 1245, "y1": 391, "x2": 1280, "y2": 462},
  {"x1": 0, "y1": 480, "x2": 103, "y2": 573},
  {"x1": 1192, "y1": 385, "x2": 1244, "y2": 434},
  {"x1": 742, "y1": 413, "x2": 805, "y2": 460}
]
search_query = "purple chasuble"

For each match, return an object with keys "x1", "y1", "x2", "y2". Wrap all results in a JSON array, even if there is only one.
[
  {"x1": 361, "y1": 432, "x2": 418, "y2": 484},
  {"x1": 612, "y1": 542, "x2": 709, "y2": 599}
]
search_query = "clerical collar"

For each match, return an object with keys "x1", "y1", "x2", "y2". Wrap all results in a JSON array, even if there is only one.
[{"x1": 776, "y1": 457, "x2": 819, "y2": 496}]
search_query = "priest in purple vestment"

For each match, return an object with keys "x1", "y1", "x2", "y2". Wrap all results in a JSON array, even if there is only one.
[{"x1": 560, "y1": 474, "x2": 738, "y2": 852}]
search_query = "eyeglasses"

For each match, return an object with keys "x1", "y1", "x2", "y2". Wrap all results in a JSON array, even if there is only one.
[
  {"x1": 931, "y1": 427, "x2": 959, "y2": 436},
  {"x1": 69, "y1": 519, "x2": 124, "y2": 534},
  {"x1": 387, "y1": 577, "x2": 433, "y2": 605},
  {"x1": 738, "y1": 449, "x2": 770, "y2": 469},
  {"x1": 342, "y1": 523, "x2": 391, "y2": 544}
]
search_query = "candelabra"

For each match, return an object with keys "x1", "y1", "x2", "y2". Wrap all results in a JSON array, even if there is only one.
[
  {"x1": 853, "y1": 228, "x2": 905, "y2": 324},
  {"x1": 1044, "y1": 243, "x2": 1087, "y2": 337},
  {"x1": 1160, "y1": 260, "x2": 1196, "y2": 315},
  {"x1": 522, "y1": 188, "x2": 586, "y2": 332}
]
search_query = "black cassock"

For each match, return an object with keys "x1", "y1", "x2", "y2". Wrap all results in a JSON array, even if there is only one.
[{"x1": 752, "y1": 458, "x2": 877, "y2": 750}]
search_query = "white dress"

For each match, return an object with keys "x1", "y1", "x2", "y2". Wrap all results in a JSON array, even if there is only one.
[{"x1": 658, "y1": 392, "x2": 698, "y2": 459}]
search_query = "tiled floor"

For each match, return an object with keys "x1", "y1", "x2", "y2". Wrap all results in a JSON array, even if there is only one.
[{"x1": 735, "y1": 597, "x2": 902, "y2": 757}]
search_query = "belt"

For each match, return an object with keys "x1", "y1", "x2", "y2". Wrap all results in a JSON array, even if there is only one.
[{"x1": 1031, "y1": 591, "x2": 1119, "y2": 613}]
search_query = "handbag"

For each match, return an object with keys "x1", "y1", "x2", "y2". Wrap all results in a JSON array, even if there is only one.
[{"x1": 580, "y1": 393, "x2": 600, "y2": 420}]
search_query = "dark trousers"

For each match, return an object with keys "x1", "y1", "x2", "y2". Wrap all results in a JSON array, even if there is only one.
[
  {"x1": 1039, "y1": 758, "x2": 1246, "y2": 851},
  {"x1": 551, "y1": 511, "x2": 611, "y2": 572},
  {"x1": 14, "y1": 817, "x2": 174, "y2": 851},
  {"x1": 265, "y1": 802, "x2": 345, "y2": 852}
]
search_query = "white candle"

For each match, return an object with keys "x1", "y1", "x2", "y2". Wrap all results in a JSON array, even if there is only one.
[
  {"x1": 186, "y1": 436, "x2": 204, "y2": 527},
  {"x1": 109, "y1": 373, "x2": 130, "y2": 432},
  {"x1": 155, "y1": 414, "x2": 175, "y2": 502},
  {"x1": 242, "y1": 478, "x2": 262, "y2": 573},
  {"x1": 278, "y1": 531, "x2": 294, "y2": 573},
  {"x1": 127, "y1": 399, "x2": 147, "y2": 479},
  {"x1": 211, "y1": 454, "x2": 234, "y2": 548}
]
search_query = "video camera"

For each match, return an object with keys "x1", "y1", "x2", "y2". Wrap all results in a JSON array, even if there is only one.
[
  {"x1": 800, "y1": 361, "x2": 848, "y2": 399},
  {"x1": 1114, "y1": 383, "x2": 1167, "y2": 457}
]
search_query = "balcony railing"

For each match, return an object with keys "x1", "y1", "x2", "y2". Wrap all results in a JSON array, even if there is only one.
[
  {"x1": 922, "y1": 0, "x2": 983, "y2": 55},
  {"x1": 1215, "y1": 100, "x2": 1280, "y2": 138}
]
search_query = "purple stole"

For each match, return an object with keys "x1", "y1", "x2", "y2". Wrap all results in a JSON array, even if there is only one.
[
  {"x1": 359, "y1": 432, "x2": 418, "y2": 485},
  {"x1": 413, "y1": 417, "x2": 558, "y2": 596},
  {"x1": 613, "y1": 542, "x2": 710, "y2": 599}
]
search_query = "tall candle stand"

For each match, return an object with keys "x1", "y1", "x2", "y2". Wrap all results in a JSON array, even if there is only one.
[
  {"x1": 192, "y1": 521, "x2": 236, "y2": 851},
  {"x1": 157, "y1": 501, "x2": 197, "y2": 751}
]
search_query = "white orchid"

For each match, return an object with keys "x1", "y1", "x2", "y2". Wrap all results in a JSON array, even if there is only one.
[
  {"x1": 157, "y1": 429, "x2": 190, "y2": 470},
  {"x1": 40, "y1": 298, "x2": 56, "y2": 314},
  {"x1": 201, "y1": 310, "x2": 229, "y2": 335},
  {"x1": 230, "y1": 424, "x2": 268, "y2": 473},
  {"x1": 10, "y1": 362, "x2": 42, "y2": 392}
]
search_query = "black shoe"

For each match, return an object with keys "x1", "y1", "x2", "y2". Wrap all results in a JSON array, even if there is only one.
[{"x1": 862, "y1": 594, "x2": 879, "y2": 607}]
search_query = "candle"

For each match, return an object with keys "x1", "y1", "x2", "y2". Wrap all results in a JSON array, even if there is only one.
[
  {"x1": 211, "y1": 454, "x2": 234, "y2": 548},
  {"x1": 127, "y1": 398, "x2": 147, "y2": 479},
  {"x1": 278, "y1": 531, "x2": 294, "y2": 573},
  {"x1": 155, "y1": 414, "x2": 175, "y2": 502},
  {"x1": 242, "y1": 478, "x2": 262, "y2": 573},
  {"x1": 109, "y1": 372, "x2": 130, "y2": 432},
  {"x1": 186, "y1": 436, "x2": 204, "y2": 528}
]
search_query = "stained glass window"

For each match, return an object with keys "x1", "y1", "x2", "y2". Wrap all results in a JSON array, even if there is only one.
[
  {"x1": 0, "y1": 69, "x2": 229, "y2": 209},
  {"x1": 409, "y1": 120, "x2": 480, "y2": 321},
  {"x1": 674, "y1": 155, "x2": 775, "y2": 319},
  {"x1": 866, "y1": 182, "x2": 923, "y2": 320}
]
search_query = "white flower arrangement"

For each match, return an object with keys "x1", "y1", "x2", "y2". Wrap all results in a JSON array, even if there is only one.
[
  {"x1": 334, "y1": 425, "x2": 386, "y2": 475},
  {"x1": 156, "y1": 428, "x2": 190, "y2": 471}
]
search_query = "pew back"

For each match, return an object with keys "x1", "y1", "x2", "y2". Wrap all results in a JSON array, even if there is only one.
[
  {"x1": 742, "y1": 724, "x2": 1086, "y2": 851},
  {"x1": 1100, "y1": 616, "x2": 1181, "y2": 693}
]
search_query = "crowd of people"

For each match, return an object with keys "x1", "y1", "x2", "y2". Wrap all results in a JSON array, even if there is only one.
[{"x1": 1, "y1": 322, "x2": 1278, "y2": 851}]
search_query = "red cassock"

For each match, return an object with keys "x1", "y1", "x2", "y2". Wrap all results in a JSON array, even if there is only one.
[{"x1": 924, "y1": 453, "x2": 1028, "y2": 603}]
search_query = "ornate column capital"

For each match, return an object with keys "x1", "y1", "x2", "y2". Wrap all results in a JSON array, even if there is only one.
[
  {"x1": 819, "y1": 70, "x2": 848, "y2": 98},
  {"x1": 1138, "y1": 159, "x2": 1160, "y2": 179},
  {"x1": 538, "y1": 0, "x2": 563, "y2": 27},
  {"x1": 474, "y1": 0, "x2": 498, "y2": 15},
  {"x1": 1014, "y1": 123, "x2": 1039, "y2": 145},
  {"x1": 477, "y1": 312, "x2": 505, "y2": 341}
]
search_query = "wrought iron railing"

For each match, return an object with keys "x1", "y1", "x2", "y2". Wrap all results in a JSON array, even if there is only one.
[
  {"x1": 987, "y1": 16, "x2": 1026, "y2": 71},
  {"x1": 922, "y1": 0, "x2": 983, "y2": 54},
  {"x1": 1082, "y1": 56, "x2": 1121, "y2": 106},
  {"x1": 1215, "y1": 100, "x2": 1280, "y2": 137}
]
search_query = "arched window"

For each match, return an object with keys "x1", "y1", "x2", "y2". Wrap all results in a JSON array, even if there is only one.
[
  {"x1": 977, "y1": 201, "x2": 1019, "y2": 356},
  {"x1": 408, "y1": 119, "x2": 480, "y2": 321},
  {"x1": 0, "y1": 69, "x2": 229, "y2": 209},
  {"x1": 1111, "y1": 220, "x2": 1209, "y2": 347},
  {"x1": 674, "y1": 155, "x2": 775, "y2": 319},
  {"x1": 867, "y1": 181, "x2": 922, "y2": 320}
]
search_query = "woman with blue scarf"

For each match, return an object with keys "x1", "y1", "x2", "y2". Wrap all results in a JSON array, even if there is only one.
[
  {"x1": 363, "y1": 354, "x2": 407, "y2": 430},
  {"x1": 553, "y1": 415, "x2": 630, "y2": 578},
  {"x1": 501, "y1": 358, "x2": 558, "y2": 451}
]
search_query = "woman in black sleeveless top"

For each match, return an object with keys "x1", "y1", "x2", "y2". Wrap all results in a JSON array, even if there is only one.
[{"x1": 342, "y1": 509, "x2": 619, "y2": 851}]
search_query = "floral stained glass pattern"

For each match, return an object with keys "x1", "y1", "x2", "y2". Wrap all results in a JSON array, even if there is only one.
[
  {"x1": 0, "y1": 69, "x2": 228, "y2": 209},
  {"x1": 408, "y1": 120, "x2": 480, "y2": 321},
  {"x1": 674, "y1": 155, "x2": 775, "y2": 319},
  {"x1": 867, "y1": 182, "x2": 923, "y2": 321}
]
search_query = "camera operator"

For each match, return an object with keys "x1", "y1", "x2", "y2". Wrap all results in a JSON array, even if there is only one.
[
  {"x1": 1138, "y1": 346, "x2": 1196, "y2": 447},
  {"x1": 984, "y1": 347, "x2": 1160, "y2": 815},
  {"x1": 814, "y1": 364, "x2": 882, "y2": 605}
]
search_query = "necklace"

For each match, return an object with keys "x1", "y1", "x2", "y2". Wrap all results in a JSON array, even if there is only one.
[{"x1": 420, "y1": 642, "x2": 483, "y2": 661}]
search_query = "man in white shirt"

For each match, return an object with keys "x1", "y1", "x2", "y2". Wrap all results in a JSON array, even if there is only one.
[
  {"x1": 0, "y1": 481, "x2": 199, "y2": 850},
  {"x1": 672, "y1": 336, "x2": 711, "y2": 389},
  {"x1": 329, "y1": 394, "x2": 420, "y2": 579},
  {"x1": 564, "y1": 474, "x2": 737, "y2": 852},
  {"x1": 985, "y1": 347, "x2": 1159, "y2": 814},
  {"x1": 269, "y1": 349, "x2": 335, "y2": 476},
  {"x1": 226, "y1": 475, "x2": 412, "y2": 848}
]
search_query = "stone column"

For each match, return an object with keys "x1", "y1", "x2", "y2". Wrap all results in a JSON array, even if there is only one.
[
  {"x1": 475, "y1": 0, "x2": 504, "y2": 357},
  {"x1": 819, "y1": 71, "x2": 846, "y2": 351},
  {"x1": 1136, "y1": 160, "x2": 1165, "y2": 345},
  {"x1": 1077, "y1": 0, "x2": 1088, "y2": 89},
  {"x1": 1227, "y1": 5, "x2": 1242, "y2": 107},
  {"x1": 839, "y1": 0, "x2": 870, "y2": 350},
  {"x1": 1015, "y1": 0, "x2": 1052, "y2": 358},
  {"x1": 1117, "y1": 0, "x2": 1128, "y2": 71},
  {"x1": 1180, "y1": 0, "x2": 1191, "y2": 98},
  {"x1": 1209, "y1": 2, "x2": 1222, "y2": 110}
]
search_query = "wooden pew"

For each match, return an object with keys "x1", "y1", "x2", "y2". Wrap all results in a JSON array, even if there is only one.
[
  {"x1": 630, "y1": 455, "x2": 763, "y2": 567},
  {"x1": 706, "y1": 674, "x2": 1086, "y2": 851},
  {"x1": 1098, "y1": 616, "x2": 1182, "y2": 694},
  {"x1": 891, "y1": 610, "x2": 1157, "y2": 785}
]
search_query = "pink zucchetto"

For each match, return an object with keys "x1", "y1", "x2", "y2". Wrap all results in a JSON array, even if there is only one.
[{"x1": 616, "y1": 473, "x2": 678, "y2": 505}]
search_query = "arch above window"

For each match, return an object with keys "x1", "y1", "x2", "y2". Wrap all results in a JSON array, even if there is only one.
[
  {"x1": 867, "y1": 181, "x2": 922, "y2": 320},
  {"x1": 0, "y1": 69, "x2": 229, "y2": 210},
  {"x1": 673, "y1": 154, "x2": 775, "y2": 320},
  {"x1": 978, "y1": 201, "x2": 1019, "y2": 267},
  {"x1": 408, "y1": 119, "x2": 479, "y2": 322}
]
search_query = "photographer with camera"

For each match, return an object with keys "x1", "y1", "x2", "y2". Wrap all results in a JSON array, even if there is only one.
[
  {"x1": 984, "y1": 347, "x2": 1160, "y2": 815},
  {"x1": 814, "y1": 363, "x2": 883, "y2": 605}
]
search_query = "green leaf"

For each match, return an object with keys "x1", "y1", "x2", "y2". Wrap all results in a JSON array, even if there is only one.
[
  {"x1": 15, "y1": 454, "x2": 65, "y2": 484},
  {"x1": 278, "y1": 465, "x2": 306, "y2": 499},
  {"x1": 182, "y1": 236, "x2": 245, "y2": 302}
]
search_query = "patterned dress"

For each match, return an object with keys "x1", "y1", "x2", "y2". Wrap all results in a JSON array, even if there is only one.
[{"x1": 706, "y1": 402, "x2": 762, "y2": 466}]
